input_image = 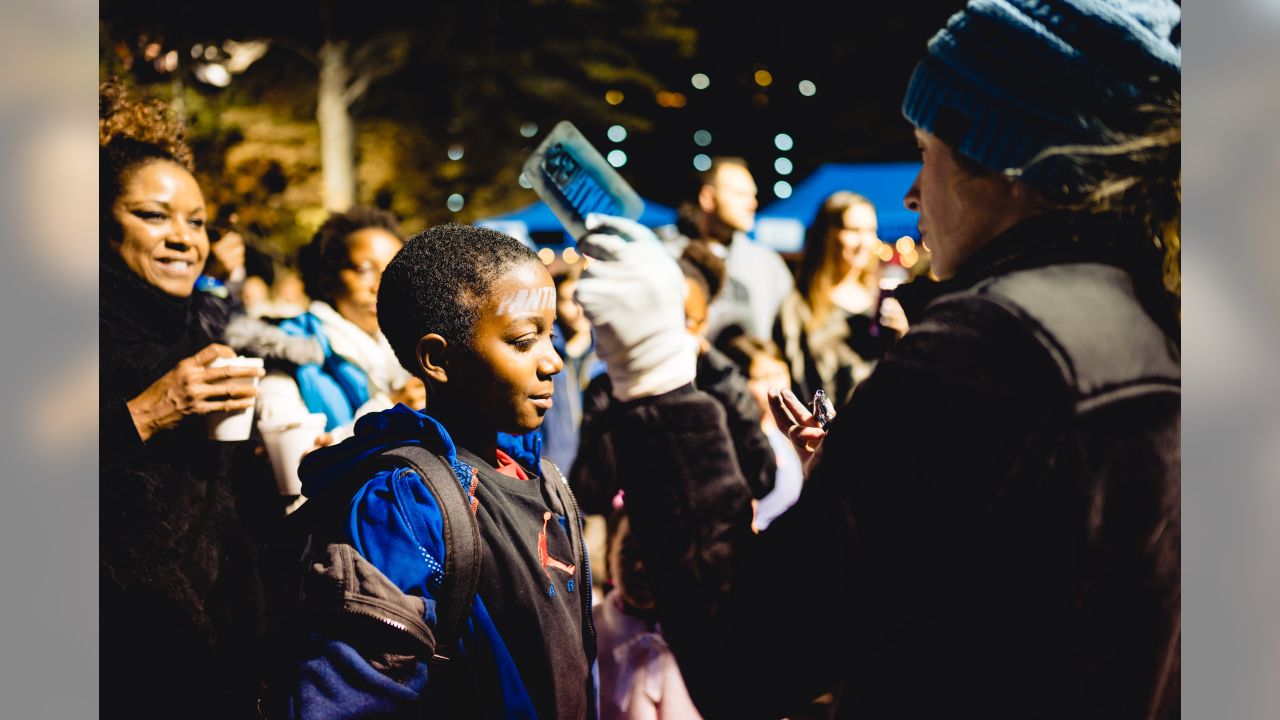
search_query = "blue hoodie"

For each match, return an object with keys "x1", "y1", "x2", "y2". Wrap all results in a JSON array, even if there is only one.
[{"x1": 289, "y1": 404, "x2": 588, "y2": 719}]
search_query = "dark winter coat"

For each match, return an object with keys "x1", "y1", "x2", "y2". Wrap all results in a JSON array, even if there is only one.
[
  {"x1": 571, "y1": 346, "x2": 776, "y2": 515},
  {"x1": 607, "y1": 213, "x2": 1181, "y2": 719},
  {"x1": 100, "y1": 257, "x2": 265, "y2": 719}
]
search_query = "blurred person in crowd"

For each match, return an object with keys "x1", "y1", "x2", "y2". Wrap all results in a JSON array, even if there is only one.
[
  {"x1": 268, "y1": 265, "x2": 311, "y2": 317},
  {"x1": 775, "y1": 192, "x2": 909, "y2": 404},
  {"x1": 255, "y1": 207, "x2": 425, "y2": 442},
  {"x1": 574, "y1": 0, "x2": 1182, "y2": 715},
  {"x1": 666, "y1": 157, "x2": 794, "y2": 345},
  {"x1": 99, "y1": 78, "x2": 267, "y2": 719},
  {"x1": 539, "y1": 263, "x2": 605, "y2": 473},
  {"x1": 238, "y1": 242, "x2": 277, "y2": 315},
  {"x1": 595, "y1": 509, "x2": 703, "y2": 720},
  {"x1": 572, "y1": 243, "x2": 775, "y2": 515},
  {"x1": 722, "y1": 335, "x2": 805, "y2": 533}
]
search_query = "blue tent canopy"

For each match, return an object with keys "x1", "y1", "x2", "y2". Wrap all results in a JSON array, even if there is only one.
[
  {"x1": 477, "y1": 199, "x2": 677, "y2": 246},
  {"x1": 755, "y1": 162, "x2": 922, "y2": 252}
]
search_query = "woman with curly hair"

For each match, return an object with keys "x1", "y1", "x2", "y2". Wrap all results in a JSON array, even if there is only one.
[{"x1": 99, "y1": 78, "x2": 265, "y2": 718}]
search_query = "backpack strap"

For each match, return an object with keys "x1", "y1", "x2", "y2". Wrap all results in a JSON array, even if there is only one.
[
  {"x1": 376, "y1": 445, "x2": 482, "y2": 663},
  {"x1": 540, "y1": 458, "x2": 597, "y2": 663}
]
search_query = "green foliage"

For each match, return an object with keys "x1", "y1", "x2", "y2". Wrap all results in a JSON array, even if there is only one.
[{"x1": 100, "y1": 0, "x2": 697, "y2": 262}]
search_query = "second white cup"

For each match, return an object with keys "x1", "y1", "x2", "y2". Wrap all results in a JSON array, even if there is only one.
[{"x1": 258, "y1": 413, "x2": 329, "y2": 495}]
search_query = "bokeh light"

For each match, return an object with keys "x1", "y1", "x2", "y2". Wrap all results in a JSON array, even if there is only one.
[
  {"x1": 773, "y1": 180, "x2": 792, "y2": 198},
  {"x1": 520, "y1": 122, "x2": 539, "y2": 138},
  {"x1": 754, "y1": 69, "x2": 773, "y2": 87},
  {"x1": 693, "y1": 129, "x2": 712, "y2": 147},
  {"x1": 798, "y1": 80, "x2": 817, "y2": 96},
  {"x1": 656, "y1": 91, "x2": 687, "y2": 108},
  {"x1": 538, "y1": 247, "x2": 555, "y2": 265},
  {"x1": 607, "y1": 125, "x2": 627, "y2": 142},
  {"x1": 774, "y1": 157, "x2": 793, "y2": 175},
  {"x1": 605, "y1": 89, "x2": 624, "y2": 105},
  {"x1": 447, "y1": 143, "x2": 465, "y2": 161},
  {"x1": 774, "y1": 133, "x2": 794, "y2": 151},
  {"x1": 607, "y1": 149, "x2": 628, "y2": 167},
  {"x1": 693, "y1": 153, "x2": 712, "y2": 172},
  {"x1": 446, "y1": 193, "x2": 465, "y2": 212},
  {"x1": 691, "y1": 73, "x2": 710, "y2": 90}
]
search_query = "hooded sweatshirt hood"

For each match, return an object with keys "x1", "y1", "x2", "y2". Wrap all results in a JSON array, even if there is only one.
[{"x1": 299, "y1": 404, "x2": 545, "y2": 499}]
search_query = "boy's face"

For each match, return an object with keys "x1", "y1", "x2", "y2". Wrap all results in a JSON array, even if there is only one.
[{"x1": 452, "y1": 260, "x2": 563, "y2": 435}]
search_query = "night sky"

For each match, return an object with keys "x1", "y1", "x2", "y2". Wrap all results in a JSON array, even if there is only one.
[{"x1": 102, "y1": 1, "x2": 968, "y2": 212}]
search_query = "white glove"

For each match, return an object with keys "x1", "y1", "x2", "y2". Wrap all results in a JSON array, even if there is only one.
[{"x1": 576, "y1": 214, "x2": 698, "y2": 401}]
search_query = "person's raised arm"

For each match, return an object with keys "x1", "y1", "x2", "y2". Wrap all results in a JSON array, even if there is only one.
[{"x1": 576, "y1": 216, "x2": 858, "y2": 716}]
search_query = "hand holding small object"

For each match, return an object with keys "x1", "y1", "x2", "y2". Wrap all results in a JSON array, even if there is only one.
[
  {"x1": 768, "y1": 387, "x2": 832, "y2": 478},
  {"x1": 575, "y1": 214, "x2": 698, "y2": 401},
  {"x1": 126, "y1": 343, "x2": 264, "y2": 442}
]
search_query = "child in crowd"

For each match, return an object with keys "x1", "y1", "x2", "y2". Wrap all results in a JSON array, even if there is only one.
[
  {"x1": 595, "y1": 509, "x2": 702, "y2": 720},
  {"x1": 278, "y1": 225, "x2": 596, "y2": 718}
]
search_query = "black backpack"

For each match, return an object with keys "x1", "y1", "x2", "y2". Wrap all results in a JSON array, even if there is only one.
[{"x1": 278, "y1": 443, "x2": 591, "y2": 665}]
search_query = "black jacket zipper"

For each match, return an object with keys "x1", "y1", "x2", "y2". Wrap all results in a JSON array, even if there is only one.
[{"x1": 547, "y1": 459, "x2": 598, "y2": 662}]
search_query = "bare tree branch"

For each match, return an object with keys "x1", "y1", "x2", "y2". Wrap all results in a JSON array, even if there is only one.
[
  {"x1": 341, "y1": 30, "x2": 411, "y2": 105},
  {"x1": 276, "y1": 37, "x2": 320, "y2": 67},
  {"x1": 341, "y1": 73, "x2": 371, "y2": 106}
]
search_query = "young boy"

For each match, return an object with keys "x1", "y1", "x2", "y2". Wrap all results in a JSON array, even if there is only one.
[{"x1": 281, "y1": 225, "x2": 596, "y2": 718}]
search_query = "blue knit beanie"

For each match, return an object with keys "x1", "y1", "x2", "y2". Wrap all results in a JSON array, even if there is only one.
[{"x1": 902, "y1": 0, "x2": 1181, "y2": 197}]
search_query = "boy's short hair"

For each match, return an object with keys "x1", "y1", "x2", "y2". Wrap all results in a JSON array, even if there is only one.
[{"x1": 378, "y1": 224, "x2": 541, "y2": 377}]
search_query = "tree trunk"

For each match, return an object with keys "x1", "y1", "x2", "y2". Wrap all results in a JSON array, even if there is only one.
[{"x1": 317, "y1": 40, "x2": 356, "y2": 212}]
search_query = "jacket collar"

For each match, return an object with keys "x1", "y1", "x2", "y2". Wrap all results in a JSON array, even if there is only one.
[
  {"x1": 895, "y1": 211, "x2": 1140, "y2": 323},
  {"x1": 299, "y1": 404, "x2": 545, "y2": 498},
  {"x1": 100, "y1": 255, "x2": 195, "y2": 340}
]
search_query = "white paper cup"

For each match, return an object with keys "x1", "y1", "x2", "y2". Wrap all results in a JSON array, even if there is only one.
[
  {"x1": 204, "y1": 356, "x2": 264, "y2": 441},
  {"x1": 258, "y1": 413, "x2": 328, "y2": 495}
]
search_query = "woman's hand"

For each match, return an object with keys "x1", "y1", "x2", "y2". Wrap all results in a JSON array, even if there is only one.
[
  {"x1": 767, "y1": 387, "x2": 832, "y2": 478},
  {"x1": 126, "y1": 343, "x2": 264, "y2": 442}
]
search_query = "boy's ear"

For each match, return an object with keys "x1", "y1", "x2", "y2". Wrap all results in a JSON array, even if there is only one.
[{"x1": 416, "y1": 333, "x2": 450, "y2": 386}]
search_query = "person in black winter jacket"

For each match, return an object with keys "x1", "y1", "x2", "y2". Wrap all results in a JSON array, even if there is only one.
[
  {"x1": 570, "y1": 250, "x2": 775, "y2": 514},
  {"x1": 573, "y1": 1, "x2": 1182, "y2": 717},
  {"x1": 99, "y1": 79, "x2": 266, "y2": 719}
]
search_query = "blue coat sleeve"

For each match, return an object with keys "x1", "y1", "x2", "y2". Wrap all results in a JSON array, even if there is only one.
[
  {"x1": 347, "y1": 465, "x2": 449, "y2": 602},
  {"x1": 286, "y1": 466, "x2": 447, "y2": 718}
]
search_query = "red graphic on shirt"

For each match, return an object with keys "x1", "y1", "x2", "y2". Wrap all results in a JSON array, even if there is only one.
[{"x1": 538, "y1": 511, "x2": 577, "y2": 578}]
